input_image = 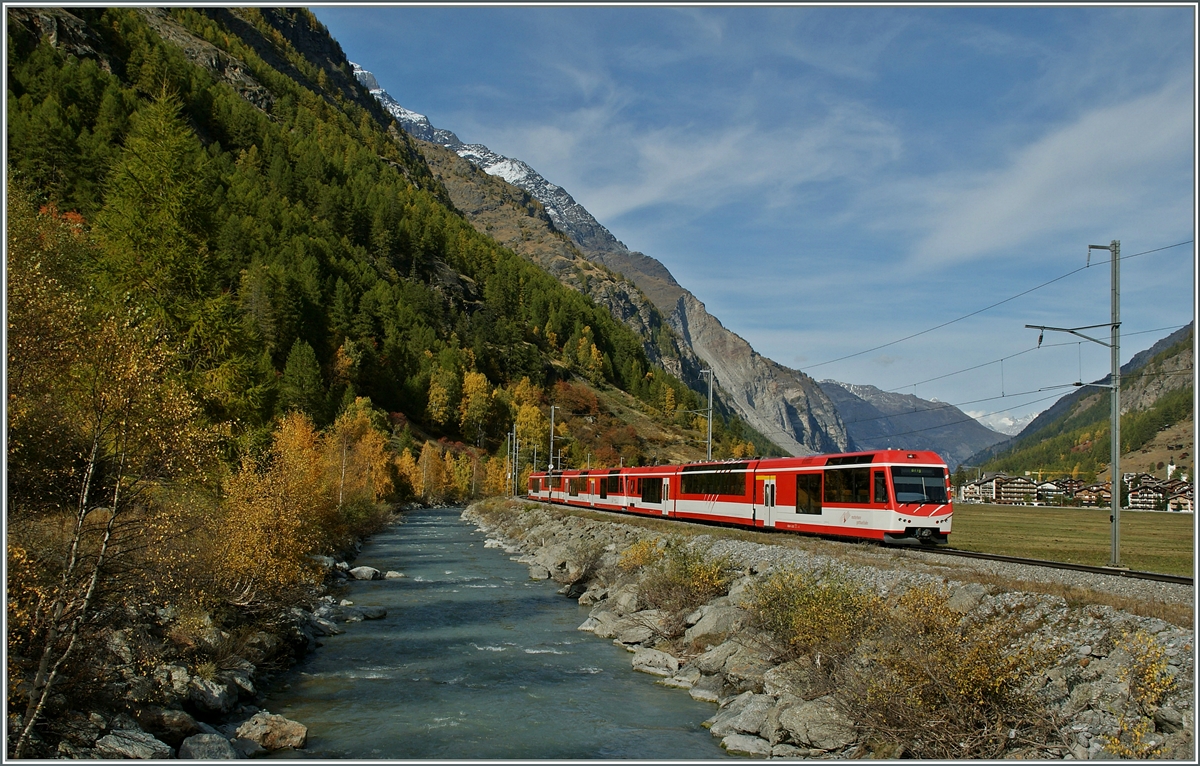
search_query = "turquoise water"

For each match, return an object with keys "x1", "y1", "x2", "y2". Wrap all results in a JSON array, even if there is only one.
[{"x1": 261, "y1": 506, "x2": 730, "y2": 759}]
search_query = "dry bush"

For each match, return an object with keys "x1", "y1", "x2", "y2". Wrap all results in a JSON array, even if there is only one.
[
  {"x1": 747, "y1": 565, "x2": 880, "y2": 667},
  {"x1": 838, "y1": 583, "x2": 1055, "y2": 759},
  {"x1": 1100, "y1": 629, "x2": 1177, "y2": 758},
  {"x1": 637, "y1": 538, "x2": 734, "y2": 618},
  {"x1": 618, "y1": 536, "x2": 663, "y2": 573}
]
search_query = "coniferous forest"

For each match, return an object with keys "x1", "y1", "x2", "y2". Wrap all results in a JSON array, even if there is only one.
[{"x1": 5, "y1": 8, "x2": 773, "y2": 755}]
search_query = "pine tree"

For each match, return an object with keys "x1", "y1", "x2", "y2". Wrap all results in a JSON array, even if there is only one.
[{"x1": 280, "y1": 339, "x2": 325, "y2": 421}]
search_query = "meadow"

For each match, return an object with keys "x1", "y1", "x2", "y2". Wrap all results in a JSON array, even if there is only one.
[{"x1": 949, "y1": 503, "x2": 1195, "y2": 577}]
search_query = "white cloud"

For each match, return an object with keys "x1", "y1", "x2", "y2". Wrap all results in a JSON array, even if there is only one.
[{"x1": 902, "y1": 78, "x2": 1193, "y2": 267}]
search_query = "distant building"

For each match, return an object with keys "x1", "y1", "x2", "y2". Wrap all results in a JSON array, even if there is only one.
[
  {"x1": 1128, "y1": 483, "x2": 1167, "y2": 511},
  {"x1": 994, "y1": 475, "x2": 1038, "y2": 505},
  {"x1": 1167, "y1": 489, "x2": 1194, "y2": 513},
  {"x1": 1037, "y1": 481, "x2": 1065, "y2": 504}
]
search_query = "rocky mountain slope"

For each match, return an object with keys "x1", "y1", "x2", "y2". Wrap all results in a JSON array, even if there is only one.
[
  {"x1": 965, "y1": 323, "x2": 1194, "y2": 473},
  {"x1": 354, "y1": 63, "x2": 850, "y2": 455},
  {"x1": 818, "y1": 381, "x2": 1008, "y2": 469}
]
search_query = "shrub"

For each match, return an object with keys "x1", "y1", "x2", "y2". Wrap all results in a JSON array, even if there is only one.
[
  {"x1": 618, "y1": 536, "x2": 663, "y2": 573},
  {"x1": 840, "y1": 584, "x2": 1051, "y2": 759},
  {"x1": 637, "y1": 538, "x2": 733, "y2": 617},
  {"x1": 747, "y1": 565, "x2": 880, "y2": 667},
  {"x1": 1100, "y1": 630, "x2": 1176, "y2": 758}
]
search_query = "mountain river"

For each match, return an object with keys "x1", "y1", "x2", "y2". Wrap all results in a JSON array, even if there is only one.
[{"x1": 261, "y1": 506, "x2": 730, "y2": 759}]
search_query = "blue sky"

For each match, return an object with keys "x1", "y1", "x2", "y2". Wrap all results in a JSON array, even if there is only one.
[{"x1": 313, "y1": 4, "x2": 1196, "y2": 433}]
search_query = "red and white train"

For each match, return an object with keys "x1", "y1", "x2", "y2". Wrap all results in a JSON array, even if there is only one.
[{"x1": 527, "y1": 450, "x2": 953, "y2": 545}]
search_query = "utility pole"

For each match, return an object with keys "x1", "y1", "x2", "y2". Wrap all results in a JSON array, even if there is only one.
[
  {"x1": 548, "y1": 405, "x2": 556, "y2": 472},
  {"x1": 702, "y1": 368, "x2": 714, "y2": 460},
  {"x1": 1026, "y1": 239, "x2": 1122, "y2": 568}
]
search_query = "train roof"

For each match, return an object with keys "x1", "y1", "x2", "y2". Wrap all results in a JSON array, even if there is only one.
[{"x1": 528, "y1": 450, "x2": 947, "y2": 476}]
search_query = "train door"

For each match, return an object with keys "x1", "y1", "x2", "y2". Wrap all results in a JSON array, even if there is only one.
[
  {"x1": 761, "y1": 477, "x2": 776, "y2": 527},
  {"x1": 590, "y1": 478, "x2": 596, "y2": 507},
  {"x1": 662, "y1": 477, "x2": 671, "y2": 516}
]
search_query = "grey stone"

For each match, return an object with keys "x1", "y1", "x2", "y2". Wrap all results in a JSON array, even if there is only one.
[
  {"x1": 777, "y1": 696, "x2": 856, "y2": 751},
  {"x1": 946, "y1": 582, "x2": 988, "y2": 613},
  {"x1": 178, "y1": 733, "x2": 238, "y2": 759},
  {"x1": 235, "y1": 712, "x2": 308, "y2": 750},
  {"x1": 528, "y1": 564, "x2": 551, "y2": 580},
  {"x1": 722, "y1": 642, "x2": 774, "y2": 694},
  {"x1": 94, "y1": 729, "x2": 173, "y2": 759},
  {"x1": 690, "y1": 673, "x2": 727, "y2": 703},
  {"x1": 660, "y1": 665, "x2": 702, "y2": 689},
  {"x1": 576, "y1": 616, "x2": 600, "y2": 632},
  {"x1": 705, "y1": 690, "x2": 757, "y2": 733},
  {"x1": 348, "y1": 565, "x2": 381, "y2": 580},
  {"x1": 359, "y1": 605, "x2": 387, "y2": 620},
  {"x1": 771, "y1": 743, "x2": 810, "y2": 758},
  {"x1": 709, "y1": 693, "x2": 773, "y2": 737},
  {"x1": 720, "y1": 733, "x2": 772, "y2": 758},
  {"x1": 230, "y1": 737, "x2": 266, "y2": 758},
  {"x1": 693, "y1": 640, "x2": 741, "y2": 674},
  {"x1": 1154, "y1": 706, "x2": 1184, "y2": 733},
  {"x1": 632, "y1": 648, "x2": 680, "y2": 677},
  {"x1": 384, "y1": 570, "x2": 406, "y2": 579},
  {"x1": 684, "y1": 606, "x2": 747, "y2": 645},
  {"x1": 188, "y1": 676, "x2": 237, "y2": 715},
  {"x1": 589, "y1": 611, "x2": 624, "y2": 639}
]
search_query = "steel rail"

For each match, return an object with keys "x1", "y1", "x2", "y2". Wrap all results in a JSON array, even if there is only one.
[
  {"x1": 524, "y1": 497, "x2": 1193, "y2": 586},
  {"x1": 910, "y1": 546, "x2": 1193, "y2": 586}
]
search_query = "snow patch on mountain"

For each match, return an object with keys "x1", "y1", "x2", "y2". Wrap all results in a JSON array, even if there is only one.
[{"x1": 966, "y1": 410, "x2": 1039, "y2": 436}]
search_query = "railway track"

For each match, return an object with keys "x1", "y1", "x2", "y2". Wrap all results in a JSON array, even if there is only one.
[
  {"x1": 528, "y1": 498, "x2": 1194, "y2": 587},
  {"x1": 909, "y1": 545, "x2": 1194, "y2": 586}
]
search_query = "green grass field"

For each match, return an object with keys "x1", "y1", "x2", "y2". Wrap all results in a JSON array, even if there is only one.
[{"x1": 949, "y1": 504, "x2": 1195, "y2": 576}]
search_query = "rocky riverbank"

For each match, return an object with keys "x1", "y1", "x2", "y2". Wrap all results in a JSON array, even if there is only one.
[
  {"x1": 24, "y1": 536, "x2": 405, "y2": 759},
  {"x1": 464, "y1": 499, "x2": 1195, "y2": 760}
]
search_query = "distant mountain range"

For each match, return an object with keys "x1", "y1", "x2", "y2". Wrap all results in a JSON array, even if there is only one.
[
  {"x1": 964, "y1": 322, "x2": 1194, "y2": 471},
  {"x1": 352, "y1": 63, "x2": 1009, "y2": 467}
]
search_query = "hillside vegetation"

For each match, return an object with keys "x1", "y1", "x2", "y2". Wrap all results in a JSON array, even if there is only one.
[
  {"x1": 4, "y1": 7, "x2": 771, "y2": 755},
  {"x1": 976, "y1": 330, "x2": 1194, "y2": 481}
]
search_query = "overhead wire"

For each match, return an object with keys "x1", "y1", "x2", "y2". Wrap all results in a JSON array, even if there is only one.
[{"x1": 802, "y1": 240, "x2": 1193, "y2": 372}]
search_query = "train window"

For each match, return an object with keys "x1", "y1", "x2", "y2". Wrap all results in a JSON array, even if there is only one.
[
  {"x1": 796, "y1": 474, "x2": 821, "y2": 514},
  {"x1": 568, "y1": 477, "x2": 587, "y2": 497},
  {"x1": 825, "y1": 467, "x2": 870, "y2": 504},
  {"x1": 531, "y1": 478, "x2": 541, "y2": 493},
  {"x1": 681, "y1": 463, "x2": 749, "y2": 496},
  {"x1": 873, "y1": 471, "x2": 888, "y2": 504},
  {"x1": 891, "y1": 467, "x2": 948, "y2": 503},
  {"x1": 641, "y1": 478, "x2": 662, "y2": 504},
  {"x1": 605, "y1": 473, "x2": 621, "y2": 495}
]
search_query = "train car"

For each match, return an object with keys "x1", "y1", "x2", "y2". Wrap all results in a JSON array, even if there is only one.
[{"x1": 526, "y1": 449, "x2": 952, "y2": 545}]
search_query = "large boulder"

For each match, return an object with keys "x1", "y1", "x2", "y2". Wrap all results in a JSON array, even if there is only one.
[
  {"x1": 188, "y1": 676, "x2": 238, "y2": 715},
  {"x1": 348, "y1": 565, "x2": 381, "y2": 580},
  {"x1": 707, "y1": 693, "x2": 774, "y2": 738},
  {"x1": 94, "y1": 729, "x2": 173, "y2": 759},
  {"x1": 178, "y1": 733, "x2": 238, "y2": 759},
  {"x1": 721, "y1": 733, "x2": 772, "y2": 758},
  {"x1": 631, "y1": 648, "x2": 680, "y2": 677},
  {"x1": 777, "y1": 695, "x2": 856, "y2": 751},
  {"x1": 235, "y1": 712, "x2": 308, "y2": 750},
  {"x1": 684, "y1": 606, "x2": 747, "y2": 646},
  {"x1": 692, "y1": 640, "x2": 741, "y2": 674}
]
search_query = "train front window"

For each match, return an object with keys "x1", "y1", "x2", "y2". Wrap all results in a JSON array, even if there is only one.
[{"x1": 891, "y1": 467, "x2": 948, "y2": 503}]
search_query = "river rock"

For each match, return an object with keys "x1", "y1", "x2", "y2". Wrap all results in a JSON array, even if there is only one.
[
  {"x1": 359, "y1": 605, "x2": 387, "y2": 620},
  {"x1": 690, "y1": 673, "x2": 727, "y2": 703},
  {"x1": 946, "y1": 582, "x2": 989, "y2": 613},
  {"x1": 632, "y1": 648, "x2": 680, "y2": 676},
  {"x1": 235, "y1": 712, "x2": 308, "y2": 750},
  {"x1": 133, "y1": 706, "x2": 201, "y2": 747},
  {"x1": 721, "y1": 733, "x2": 772, "y2": 758},
  {"x1": 94, "y1": 729, "x2": 173, "y2": 759},
  {"x1": 708, "y1": 692, "x2": 774, "y2": 737},
  {"x1": 693, "y1": 640, "x2": 741, "y2": 674},
  {"x1": 777, "y1": 695, "x2": 856, "y2": 751},
  {"x1": 722, "y1": 641, "x2": 774, "y2": 693},
  {"x1": 684, "y1": 606, "x2": 747, "y2": 645},
  {"x1": 153, "y1": 664, "x2": 191, "y2": 700},
  {"x1": 528, "y1": 564, "x2": 551, "y2": 580},
  {"x1": 660, "y1": 665, "x2": 702, "y2": 689},
  {"x1": 608, "y1": 584, "x2": 641, "y2": 616},
  {"x1": 589, "y1": 610, "x2": 624, "y2": 639},
  {"x1": 188, "y1": 676, "x2": 237, "y2": 715},
  {"x1": 384, "y1": 570, "x2": 406, "y2": 579},
  {"x1": 348, "y1": 566, "x2": 381, "y2": 580},
  {"x1": 178, "y1": 732, "x2": 238, "y2": 759}
]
